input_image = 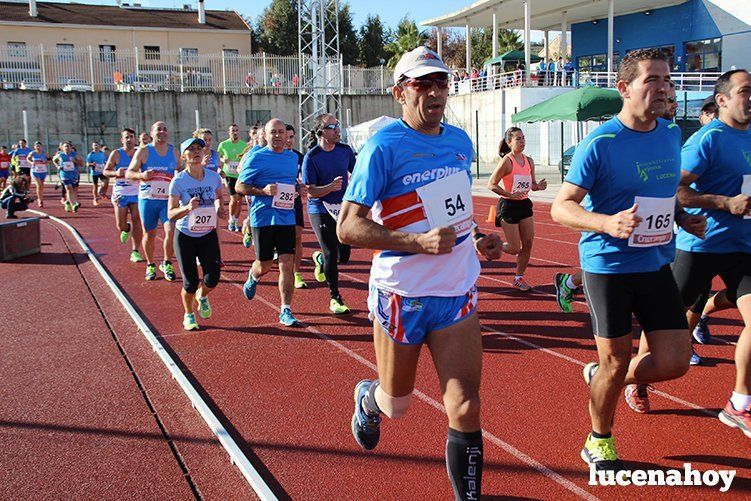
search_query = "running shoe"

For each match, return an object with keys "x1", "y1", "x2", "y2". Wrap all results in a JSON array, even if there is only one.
[
  {"x1": 330, "y1": 297, "x2": 351, "y2": 315},
  {"x1": 243, "y1": 272, "x2": 257, "y2": 300},
  {"x1": 513, "y1": 276, "x2": 532, "y2": 291},
  {"x1": 120, "y1": 228, "x2": 130, "y2": 244},
  {"x1": 228, "y1": 220, "x2": 237, "y2": 232},
  {"x1": 583, "y1": 362, "x2": 599, "y2": 386},
  {"x1": 145, "y1": 263, "x2": 157, "y2": 281},
  {"x1": 196, "y1": 294, "x2": 212, "y2": 319},
  {"x1": 60, "y1": 198, "x2": 66, "y2": 205},
  {"x1": 38, "y1": 201, "x2": 44, "y2": 208},
  {"x1": 692, "y1": 317, "x2": 712, "y2": 344},
  {"x1": 242, "y1": 230, "x2": 253, "y2": 248},
  {"x1": 690, "y1": 350, "x2": 703, "y2": 366},
  {"x1": 294, "y1": 272, "x2": 308, "y2": 289},
  {"x1": 351, "y1": 380, "x2": 381, "y2": 451},
  {"x1": 64, "y1": 201, "x2": 72, "y2": 212},
  {"x1": 581, "y1": 434, "x2": 626, "y2": 472},
  {"x1": 554, "y1": 272, "x2": 575, "y2": 313},
  {"x1": 718, "y1": 400, "x2": 751, "y2": 438},
  {"x1": 183, "y1": 312, "x2": 199, "y2": 331},
  {"x1": 313, "y1": 250, "x2": 326, "y2": 282},
  {"x1": 624, "y1": 384, "x2": 654, "y2": 414},
  {"x1": 279, "y1": 308, "x2": 299, "y2": 327},
  {"x1": 129, "y1": 250, "x2": 143, "y2": 263},
  {"x1": 73, "y1": 202, "x2": 80, "y2": 212},
  {"x1": 93, "y1": 199, "x2": 99, "y2": 206},
  {"x1": 160, "y1": 261, "x2": 176, "y2": 282}
]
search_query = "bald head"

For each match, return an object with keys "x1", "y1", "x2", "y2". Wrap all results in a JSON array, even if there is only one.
[
  {"x1": 265, "y1": 119, "x2": 287, "y2": 153},
  {"x1": 151, "y1": 121, "x2": 168, "y2": 145}
]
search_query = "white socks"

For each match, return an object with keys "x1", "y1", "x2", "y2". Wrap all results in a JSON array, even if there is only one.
[{"x1": 730, "y1": 391, "x2": 751, "y2": 411}]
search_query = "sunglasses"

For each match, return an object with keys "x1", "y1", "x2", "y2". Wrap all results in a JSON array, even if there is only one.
[
  {"x1": 667, "y1": 97, "x2": 676, "y2": 104},
  {"x1": 323, "y1": 124, "x2": 340, "y2": 130},
  {"x1": 401, "y1": 76, "x2": 450, "y2": 91}
]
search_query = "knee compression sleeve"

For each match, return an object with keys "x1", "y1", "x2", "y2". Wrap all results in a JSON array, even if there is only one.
[{"x1": 374, "y1": 384, "x2": 412, "y2": 419}]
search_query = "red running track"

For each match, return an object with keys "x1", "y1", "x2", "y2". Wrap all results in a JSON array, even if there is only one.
[{"x1": 3, "y1": 185, "x2": 750, "y2": 500}]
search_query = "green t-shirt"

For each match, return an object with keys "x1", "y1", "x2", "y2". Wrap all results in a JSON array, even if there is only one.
[{"x1": 217, "y1": 139, "x2": 249, "y2": 178}]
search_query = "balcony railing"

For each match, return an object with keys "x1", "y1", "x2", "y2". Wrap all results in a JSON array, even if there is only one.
[
  {"x1": 0, "y1": 45, "x2": 393, "y2": 95},
  {"x1": 579, "y1": 71, "x2": 722, "y2": 91}
]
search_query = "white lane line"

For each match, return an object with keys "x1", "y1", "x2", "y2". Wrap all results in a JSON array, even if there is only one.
[{"x1": 30, "y1": 210, "x2": 278, "y2": 501}]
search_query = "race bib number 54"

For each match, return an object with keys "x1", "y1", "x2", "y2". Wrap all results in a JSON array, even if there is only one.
[
  {"x1": 629, "y1": 195, "x2": 675, "y2": 248},
  {"x1": 416, "y1": 171, "x2": 474, "y2": 236}
]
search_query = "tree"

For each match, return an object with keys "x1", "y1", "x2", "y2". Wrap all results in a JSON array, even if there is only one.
[
  {"x1": 426, "y1": 28, "x2": 464, "y2": 69},
  {"x1": 384, "y1": 17, "x2": 428, "y2": 69},
  {"x1": 429, "y1": 27, "x2": 523, "y2": 70},
  {"x1": 256, "y1": 0, "x2": 298, "y2": 55},
  {"x1": 333, "y1": 3, "x2": 358, "y2": 65},
  {"x1": 358, "y1": 15, "x2": 389, "y2": 67},
  {"x1": 240, "y1": 14, "x2": 261, "y2": 53}
]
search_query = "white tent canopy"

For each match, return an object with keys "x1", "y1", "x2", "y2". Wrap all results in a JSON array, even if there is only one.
[{"x1": 346, "y1": 115, "x2": 398, "y2": 152}]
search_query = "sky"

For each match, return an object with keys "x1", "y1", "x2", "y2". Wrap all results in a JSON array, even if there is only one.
[{"x1": 53, "y1": 0, "x2": 544, "y2": 40}]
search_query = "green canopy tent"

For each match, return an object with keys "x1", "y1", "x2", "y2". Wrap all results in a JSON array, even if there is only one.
[
  {"x1": 511, "y1": 87, "x2": 623, "y2": 180},
  {"x1": 484, "y1": 50, "x2": 541, "y2": 69}
]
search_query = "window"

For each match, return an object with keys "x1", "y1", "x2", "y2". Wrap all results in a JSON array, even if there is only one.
[
  {"x1": 223, "y1": 48, "x2": 239, "y2": 65},
  {"x1": 86, "y1": 111, "x2": 118, "y2": 130},
  {"x1": 144, "y1": 45, "x2": 160, "y2": 60},
  {"x1": 99, "y1": 45, "x2": 116, "y2": 63},
  {"x1": 56, "y1": 44, "x2": 75, "y2": 61},
  {"x1": 181, "y1": 48, "x2": 199, "y2": 63},
  {"x1": 246, "y1": 110, "x2": 271, "y2": 127},
  {"x1": 685, "y1": 38, "x2": 721, "y2": 72},
  {"x1": 7, "y1": 42, "x2": 27, "y2": 58},
  {"x1": 577, "y1": 53, "x2": 619, "y2": 72}
]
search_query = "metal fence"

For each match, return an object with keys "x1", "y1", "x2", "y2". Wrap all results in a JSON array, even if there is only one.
[
  {"x1": 0, "y1": 45, "x2": 393, "y2": 95},
  {"x1": 579, "y1": 71, "x2": 722, "y2": 91}
]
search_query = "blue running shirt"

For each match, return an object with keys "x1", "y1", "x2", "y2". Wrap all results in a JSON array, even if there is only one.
[
  {"x1": 138, "y1": 144, "x2": 178, "y2": 201},
  {"x1": 566, "y1": 117, "x2": 681, "y2": 274},
  {"x1": 87, "y1": 151, "x2": 107, "y2": 174},
  {"x1": 302, "y1": 143, "x2": 356, "y2": 215},
  {"x1": 677, "y1": 118, "x2": 751, "y2": 254},
  {"x1": 169, "y1": 169, "x2": 223, "y2": 237},
  {"x1": 344, "y1": 119, "x2": 478, "y2": 297},
  {"x1": 238, "y1": 146, "x2": 298, "y2": 227}
]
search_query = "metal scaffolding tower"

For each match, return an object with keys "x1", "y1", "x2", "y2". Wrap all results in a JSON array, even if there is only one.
[{"x1": 298, "y1": 0, "x2": 342, "y2": 150}]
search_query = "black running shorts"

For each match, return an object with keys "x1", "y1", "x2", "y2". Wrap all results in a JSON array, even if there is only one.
[
  {"x1": 252, "y1": 224, "x2": 296, "y2": 262},
  {"x1": 225, "y1": 176, "x2": 239, "y2": 196},
  {"x1": 496, "y1": 197, "x2": 533, "y2": 225},
  {"x1": 672, "y1": 250, "x2": 751, "y2": 306},
  {"x1": 294, "y1": 196, "x2": 304, "y2": 227},
  {"x1": 582, "y1": 265, "x2": 688, "y2": 338}
]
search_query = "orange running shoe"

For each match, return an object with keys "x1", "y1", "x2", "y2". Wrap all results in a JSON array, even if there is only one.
[{"x1": 624, "y1": 384, "x2": 654, "y2": 414}]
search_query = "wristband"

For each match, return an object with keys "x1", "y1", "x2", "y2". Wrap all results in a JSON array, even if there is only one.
[{"x1": 472, "y1": 232, "x2": 486, "y2": 242}]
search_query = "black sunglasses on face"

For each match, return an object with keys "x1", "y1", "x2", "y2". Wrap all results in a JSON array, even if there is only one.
[{"x1": 323, "y1": 124, "x2": 340, "y2": 130}]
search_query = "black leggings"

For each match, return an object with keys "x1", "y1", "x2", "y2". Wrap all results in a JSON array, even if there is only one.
[
  {"x1": 174, "y1": 229, "x2": 221, "y2": 294},
  {"x1": 309, "y1": 212, "x2": 349, "y2": 298}
]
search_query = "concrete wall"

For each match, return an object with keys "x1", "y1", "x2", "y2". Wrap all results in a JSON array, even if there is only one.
[{"x1": 0, "y1": 90, "x2": 400, "y2": 150}]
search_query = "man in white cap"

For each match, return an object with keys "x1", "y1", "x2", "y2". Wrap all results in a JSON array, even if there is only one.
[{"x1": 338, "y1": 46, "x2": 503, "y2": 500}]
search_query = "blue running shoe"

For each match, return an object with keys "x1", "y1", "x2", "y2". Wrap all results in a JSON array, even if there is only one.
[
  {"x1": 279, "y1": 308, "x2": 299, "y2": 327},
  {"x1": 351, "y1": 380, "x2": 381, "y2": 451},
  {"x1": 692, "y1": 317, "x2": 712, "y2": 344},
  {"x1": 690, "y1": 350, "x2": 703, "y2": 366},
  {"x1": 243, "y1": 272, "x2": 257, "y2": 300}
]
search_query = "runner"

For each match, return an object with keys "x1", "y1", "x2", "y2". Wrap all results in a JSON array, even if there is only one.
[
  {"x1": 217, "y1": 124, "x2": 245, "y2": 232},
  {"x1": 87, "y1": 142, "x2": 108, "y2": 206},
  {"x1": 168, "y1": 137, "x2": 225, "y2": 331},
  {"x1": 138, "y1": 132, "x2": 152, "y2": 148},
  {"x1": 488, "y1": 126, "x2": 547, "y2": 291},
  {"x1": 550, "y1": 48, "x2": 706, "y2": 469},
  {"x1": 11, "y1": 139, "x2": 31, "y2": 180},
  {"x1": 554, "y1": 270, "x2": 583, "y2": 313},
  {"x1": 0, "y1": 145, "x2": 10, "y2": 190},
  {"x1": 193, "y1": 128, "x2": 222, "y2": 175},
  {"x1": 302, "y1": 113, "x2": 355, "y2": 313},
  {"x1": 669, "y1": 69, "x2": 751, "y2": 437},
  {"x1": 104, "y1": 128, "x2": 143, "y2": 263},
  {"x1": 339, "y1": 47, "x2": 502, "y2": 500},
  {"x1": 286, "y1": 124, "x2": 307, "y2": 289},
  {"x1": 236, "y1": 118, "x2": 307, "y2": 327},
  {"x1": 26, "y1": 141, "x2": 48, "y2": 208},
  {"x1": 53, "y1": 142, "x2": 80, "y2": 212},
  {"x1": 239, "y1": 126, "x2": 267, "y2": 247},
  {"x1": 126, "y1": 121, "x2": 181, "y2": 281}
]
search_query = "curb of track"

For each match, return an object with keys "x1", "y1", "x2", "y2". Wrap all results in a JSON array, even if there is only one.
[{"x1": 29, "y1": 210, "x2": 278, "y2": 501}]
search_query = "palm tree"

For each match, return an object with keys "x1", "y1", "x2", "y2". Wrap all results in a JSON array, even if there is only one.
[
  {"x1": 385, "y1": 17, "x2": 429, "y2": 70},
  {"x1": 497, "y1": 29, "x2": 522, "y2": 55}
]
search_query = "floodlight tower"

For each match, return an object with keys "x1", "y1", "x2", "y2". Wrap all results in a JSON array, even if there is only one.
[{"x1": 298, "y1": 0, "x2": 343, "y2": 149}]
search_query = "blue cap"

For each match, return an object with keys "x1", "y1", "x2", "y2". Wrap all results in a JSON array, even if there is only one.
[{"x1": 180, "y1": 137, "x2": 205, "y2": 154}]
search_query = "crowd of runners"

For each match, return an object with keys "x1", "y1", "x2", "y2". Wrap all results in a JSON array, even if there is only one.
[{"x1": 2, "y1": 45, "x2": 750, "y2": 500}]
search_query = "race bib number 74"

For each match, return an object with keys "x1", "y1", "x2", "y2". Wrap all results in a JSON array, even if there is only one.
[{"x1": 416, "y1": 171, "x2": 474, "y2": 236}]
